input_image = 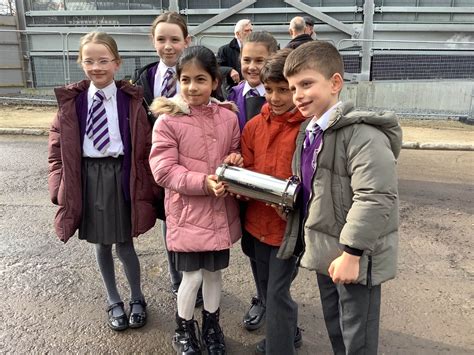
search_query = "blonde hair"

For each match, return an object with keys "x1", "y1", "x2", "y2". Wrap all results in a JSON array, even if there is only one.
[{"x1": 77, "y1": 31, "x2": 121, "y2": 64}]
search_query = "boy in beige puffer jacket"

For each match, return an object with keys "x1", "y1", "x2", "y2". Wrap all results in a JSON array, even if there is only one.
[{"x1": 282, "y1": 41, "x2": 402, "y2": 354}]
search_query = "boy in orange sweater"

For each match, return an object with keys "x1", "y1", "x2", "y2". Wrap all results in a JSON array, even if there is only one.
[{"x1": 241, "y1": 48, "x2": 306, "y2": 354}]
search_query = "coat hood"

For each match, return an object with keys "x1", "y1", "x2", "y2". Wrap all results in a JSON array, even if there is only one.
[
  {"x1": 150, "y1": 95, "x2": 238, "y2": 117},
  {"x1": 328, "y1": 101, "x2": 402, "y2": 159}
]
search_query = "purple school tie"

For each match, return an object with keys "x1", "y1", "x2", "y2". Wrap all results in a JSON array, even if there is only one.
[
  {"x1": 161, "y1": 68, "x2": 177, "y2": 98},
  {"x1": 86, "y1": 90, "x2": 110, "y2": 154},
  {"x1": 301, "y1": 123, "x2": 323, "y2": 210},
  {"x1": 304, "y1": 124, "x2": 322, "y2": 151},
  {"x1": 246, "y1": 88, "x2": 259, "y2": 98}
]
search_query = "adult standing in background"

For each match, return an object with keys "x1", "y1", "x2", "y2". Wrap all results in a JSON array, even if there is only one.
[
  {"x1": 286, "y1": 16, "x2": 314, "y2": 49},
  {"x1": 217, "y1": 19, "x2": 253, "y2": 87},
  {"x1": 303, "y1": 16, "x2": 316, "y2": 38}
]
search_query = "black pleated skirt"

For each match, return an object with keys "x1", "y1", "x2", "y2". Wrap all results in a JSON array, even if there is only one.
[
  {"x1": 171, "y1": 249, "x2": 230, "y2": 272},
  {"x1": 79, "y1": 156, "x2": 132, "y2": 245}
]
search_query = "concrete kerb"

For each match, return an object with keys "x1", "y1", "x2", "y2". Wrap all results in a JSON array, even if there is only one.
[
  {"x1": 0, "y1": 128, "x2": 48, "y2": 136},
  {"x1": 0, "y1": 128, "x2": 472, "y2": 151},
  {"x1": 401, "y1": 142, "x2": 474, "y2": 151}
]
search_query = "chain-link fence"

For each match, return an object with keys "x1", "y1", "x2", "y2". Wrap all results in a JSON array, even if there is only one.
[
  {"x1": 1, "y1": 29, "x2": 474, "y2": 118},
  {"x1": 338, "y1": 38, "x2": 474, "y2": 81},
  {"x1": 3, "y1": 29, "x2": 474, "y2": 87},
  {"x1": 0, "y1": 29, "x2": 157, "y2": 89},
  {"x1": 334, "y1": 38, "x2": 474, "y2": 118}
]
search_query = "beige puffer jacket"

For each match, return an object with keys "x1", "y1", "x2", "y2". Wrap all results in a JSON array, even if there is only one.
[{"x1": 278, "y1": 101, "x2": 402, "y2": 286}]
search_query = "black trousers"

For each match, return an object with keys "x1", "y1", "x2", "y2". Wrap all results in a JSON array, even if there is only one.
[
  {"x1": 317, "y1": 273, "x2": 381, "y2": 355},
  {"x1": 250, "y1": 232, "x2": 298, "y2": 355}
]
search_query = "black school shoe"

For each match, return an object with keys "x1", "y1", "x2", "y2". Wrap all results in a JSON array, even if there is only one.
[
  {"x1": 243, "y1": 297, "x2": 265, "y2": 331},
  {"x1": 255, "y1": 327, "x2": 303, "y2": 354},
  {"x1": 106, "y1": 302, "x2": 128, "y2": 331},
  {"x1": 129, "y1": 299, "x2": 147, "y2": 329}
]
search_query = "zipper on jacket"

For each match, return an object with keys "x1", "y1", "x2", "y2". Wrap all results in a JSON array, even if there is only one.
[
  {"x1": 132, "y1": 67, "x2": 155, "y2": 123},
  {"x1": 130, "y1": 101, "x2": 139, "y2": 236},
  {"x1": 367, "y1": 255, "x2": 373, "y2": 289},
  {"x1": 300, "y1": 135, "x2": 325, "y2": 234}
]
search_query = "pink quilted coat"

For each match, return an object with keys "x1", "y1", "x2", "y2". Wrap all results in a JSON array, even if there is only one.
[{"x1": 149, "y1": 96, "x2": 242, "y2": 252}]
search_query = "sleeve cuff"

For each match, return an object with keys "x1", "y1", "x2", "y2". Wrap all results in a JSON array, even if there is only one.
[{"x1": 342, "y1": 244, "x2": 364, "y2": 256}]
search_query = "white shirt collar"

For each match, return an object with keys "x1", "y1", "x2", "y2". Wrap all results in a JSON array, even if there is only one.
[
  {"x1": 307, "y1": 101, "x2": 342, "y2": 132},
  {"x1": 89, "y1": 81, "x2": 116, "y2": 101},
  {"x1": 158, "y1": 60, "x2": 176, "y2": 77},
  {"x1": 242, "y1": 81, "x2": 265, "y2": 97}
]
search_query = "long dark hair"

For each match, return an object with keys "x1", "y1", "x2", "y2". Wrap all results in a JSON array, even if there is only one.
[{"x1": 177, "y1": 45, "x2": 224, "y2": 100}]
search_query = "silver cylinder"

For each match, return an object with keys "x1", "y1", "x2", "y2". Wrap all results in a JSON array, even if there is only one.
[{"x1": 215, "y1": 164, "x2": 300, "y2": 210}]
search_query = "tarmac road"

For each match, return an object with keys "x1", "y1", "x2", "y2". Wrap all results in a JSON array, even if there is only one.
[{"x1": 0, "y1": 135, "x2": 473, "y2": 354}]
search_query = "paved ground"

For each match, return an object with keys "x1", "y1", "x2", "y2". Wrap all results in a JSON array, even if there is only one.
[{"x1": 0, "y1": 135, "x2": 473, "y2": 354}]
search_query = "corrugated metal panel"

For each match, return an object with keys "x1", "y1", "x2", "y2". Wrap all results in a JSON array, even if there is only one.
[
  {"x1": 0, "y1": 45, "x2": 24, "y2": 66},
  {"x1": 0, "y1": 16, "x2": 24, "y2": 91}
]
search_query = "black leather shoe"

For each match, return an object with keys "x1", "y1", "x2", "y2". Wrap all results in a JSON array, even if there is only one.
[
  {"x1": 106, "y1": 302, "x2": 128, "y2": 331},
  {"x1": 255, "y1": 327, "x2": 303, "y2": 353},
  {"x1": 195, "y1": 288, "x2": 203, "y2": 308},
  {"x1": 202, "y1": 308, "x2": 225, "y2": 355},
  {"x1": 173, "y1": 313, "x2": 202, "y2": 354},
  {"x1": 243, "y1": 297, "x2": 265, "y2": 331},
  {"x1": 129, "y1": 299, "x2": 147, "y2": 329}
]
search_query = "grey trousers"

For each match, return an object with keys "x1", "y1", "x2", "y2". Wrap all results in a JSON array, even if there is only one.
[
  {"x1": 317, "y1": 273, "x2": 381, "y2": 355},
  {"x1": 253, "y1": 237, "x2": 298, "y2": 355},
  {"x1": 161, "y1": 221, "x2": 182, "y2": 286}
]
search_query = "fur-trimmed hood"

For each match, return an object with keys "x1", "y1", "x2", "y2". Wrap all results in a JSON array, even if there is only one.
[{"x1": 150, "y1": 95, "x2": 238, "y2": 117}]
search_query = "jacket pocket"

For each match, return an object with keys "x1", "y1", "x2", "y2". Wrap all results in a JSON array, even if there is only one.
[{"x1": 167, "y1": 191, "x2": 187, "y2": 227}]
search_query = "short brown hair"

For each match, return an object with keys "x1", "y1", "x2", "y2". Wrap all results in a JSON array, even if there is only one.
[
  {"x1": 284, "y1": 41, "x2": 344, "y2": 79},
  {"x1": 242, "y1": 31, "x2": 279, "y2": 55},
  {"x1": 150, "y1": 11, "x2": 188, "y2": 39},
  {"x1": 260, "y1": 48, "x2": 293, "y2": 84},
  {"x1": 77, "y1": 31, "x2": 121, "y2": 64}
]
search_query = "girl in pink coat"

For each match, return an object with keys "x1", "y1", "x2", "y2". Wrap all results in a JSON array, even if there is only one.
[{"x1": 149, "y1": 45, "x2": 242, "y2": 355}]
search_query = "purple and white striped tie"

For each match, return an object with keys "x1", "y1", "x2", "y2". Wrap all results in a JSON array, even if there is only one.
[
  {"x1": 246, "y1": 88, "x2": 259, "y2": 98},
  {"x1": 161, "y1": 68, "x2": 177, "y2": 98},
  {"x1": 86, "y1": 90, "x2": 110, "y2": 154}
]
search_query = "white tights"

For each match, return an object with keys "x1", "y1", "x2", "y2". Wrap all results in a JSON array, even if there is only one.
[{"x1": 177, "y1": 269, "x2": 222, "y2": 320}]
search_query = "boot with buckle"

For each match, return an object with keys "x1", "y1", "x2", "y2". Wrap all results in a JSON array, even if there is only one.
[
  {"x1": 173, "y1": 313, "x2": 202, "y2": 354},
  {"x1": 243, "y1": 296, "x2": 265, "y2": 331},
  {"x1": 202, "y1": 308, "x2": 226, "y2": 355}
]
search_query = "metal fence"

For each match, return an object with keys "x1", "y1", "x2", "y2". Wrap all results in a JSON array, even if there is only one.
[
  {"x1": 0, "y1": 29, "x2": 158, "y2": 88},
  {"x1": 337, "y1": 38, "x2": 474, "y2": 81},
  {"x1": 2, "y1": 30, "x2": 474, "y2": 87},
  {"x1": 1, "y1": 28, "x2": 474, "y2": 118}
]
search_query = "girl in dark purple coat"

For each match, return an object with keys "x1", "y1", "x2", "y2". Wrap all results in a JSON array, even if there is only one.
[{"x1": 48, "y1": 31, "x2": 158, "y2": 331}]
